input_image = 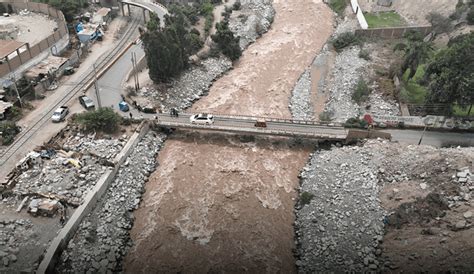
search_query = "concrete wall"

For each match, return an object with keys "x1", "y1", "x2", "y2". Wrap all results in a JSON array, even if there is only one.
[
  {"x1": 0, "y1": 1, "x2": 69, "y2": 78},
  {"x1": 37, "y1": 122, "x2": 151, "y2": 274},
  {"x1": 355, "y1": 25, "x2": 432, "y2": 39},
  {"x1": 351, "y1": 0, "x2": 369, "y2": 29}
]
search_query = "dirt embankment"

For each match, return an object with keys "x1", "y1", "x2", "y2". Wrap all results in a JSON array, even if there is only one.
[{"x1": 124, "y1": 0, "x2": 334, "y2": 272}]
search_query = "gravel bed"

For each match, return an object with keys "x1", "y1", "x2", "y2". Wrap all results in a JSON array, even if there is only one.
[
  {"x1": 324, "y1": 46, "x2": 368, "y2": 122},
  {"x1": 295, "y1": 141, "x2": 387, "y2": 272},
  {"x1": 289, "y1": 69, "x2": 313, "y2": 120},
  {"x1": 139, "y1": 57, "x2": 232, "y2": 111},
  {"x1": 56, "y1": 131, "x2": 166, "y2": 273}
]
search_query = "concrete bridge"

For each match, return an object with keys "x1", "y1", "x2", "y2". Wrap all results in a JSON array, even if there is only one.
[
  {"x1": 119, "y1": 0, "x2": 169, "y2": 25},
  {"x1": 148, "y1": 112, "x2": 350, "y2": 140}
]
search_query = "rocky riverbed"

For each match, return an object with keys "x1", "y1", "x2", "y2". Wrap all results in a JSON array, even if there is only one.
[{"x1": 56, "y1": 131, "x2": 166, "y2": 272}]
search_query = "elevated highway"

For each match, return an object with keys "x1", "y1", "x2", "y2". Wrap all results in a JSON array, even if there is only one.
[{"x1": 119, "y1": 0, "x2": 169, "y2": 26}]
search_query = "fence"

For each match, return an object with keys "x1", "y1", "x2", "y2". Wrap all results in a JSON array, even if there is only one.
[
  {"x1": 0, "y1": 1, "x2": 69, "y2": 78},
  {"x1": 355, "y1": 25, "x2": 432, "y2": 39}
]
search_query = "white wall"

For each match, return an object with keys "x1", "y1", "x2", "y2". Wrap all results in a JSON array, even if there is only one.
[{"x1": 351, "y1": 0, "x2": 369, "y2": 29}]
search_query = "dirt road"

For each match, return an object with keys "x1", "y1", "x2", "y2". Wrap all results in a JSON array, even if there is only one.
[{"x1": 125, "y1": 0, "x2": 334, "y2": 272}]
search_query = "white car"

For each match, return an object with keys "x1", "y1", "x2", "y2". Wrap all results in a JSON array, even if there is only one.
[
  {"x1": 190, "y1": 113, "x2": 214, "y2": 125},
  {"x1": 51, "y1": 106, "x2": 69, "y2": 122}
]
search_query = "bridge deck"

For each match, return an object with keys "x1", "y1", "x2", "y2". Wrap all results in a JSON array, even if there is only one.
[{"x1": 150, "y1": 113, "x2": 348, "y2": 140}]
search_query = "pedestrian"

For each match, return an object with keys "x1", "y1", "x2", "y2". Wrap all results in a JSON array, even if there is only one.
[
  {"x1": 129, "y1": 112, "x2": 133, "y2": 119},
  {"x1": 60, "y1": 215, "x2": 65, "y2": 226}
]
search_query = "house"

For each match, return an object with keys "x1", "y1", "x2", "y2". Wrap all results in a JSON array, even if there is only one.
[{"x1": 76, "y1": 23, "x2": 103, "y2": 43}]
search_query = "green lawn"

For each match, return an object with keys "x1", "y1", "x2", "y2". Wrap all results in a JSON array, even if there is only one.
[
  {"x1": 453, "y1": 105, "x2": 473, "y2": 117},
  {"x1": 364, "y1": 11, "x2": 406, "y2": 28}
]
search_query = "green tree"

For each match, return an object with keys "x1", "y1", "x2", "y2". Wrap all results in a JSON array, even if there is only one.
[
  {"x1": 75, "y1": 107, "x2": 121, "y2": 133},
  {"x1": 425, "y1": 33, "x2": 474, "y2": 109},
  {"x1": 142, "y1": 13, "x2": 202, "y2": 82},
  {"x1": 394, "y1": 31, "x2": 433, "y2": 79},
  {"x1": 211, "y1": 21, "x2": 241, "y2": 60},
  {"x1": 147, "y1": 12, "x2": 160, "y2": 32}
]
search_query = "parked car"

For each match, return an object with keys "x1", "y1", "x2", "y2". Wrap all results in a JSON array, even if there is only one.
[
  {"x1": 254, "y1": 118, "x2": 267, "y2": 128},
  {"x1": 190, "y1": 113, "x2": 214, "y2": 125},
  {"x1": 51, "y1": 106, "x2": 69, "y2": 122},
  {"x1": 119, "y1": 101, "x2": 129, "y2": 112},
  {"x1": 79, "y1": 95, "x2": 95, "y2": 109}
]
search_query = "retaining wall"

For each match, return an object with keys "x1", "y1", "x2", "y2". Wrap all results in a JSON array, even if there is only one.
[
  {"x1": 37, "y1": 122, "x2": 151, "y2": 274},
  {"x1": 355, "y1": 25, "x2": 432, "y2": 39},
  {"x1": 0, "y1": 1, "x2": 69, "y2": 78}
]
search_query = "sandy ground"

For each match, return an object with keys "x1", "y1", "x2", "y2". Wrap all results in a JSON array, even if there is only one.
[
  {"x1": 125, "y1": 0, "x2": 334, "y2": 272},
  {"x1": 0, "y1": 13, "x2": 57, "y2": 44}
]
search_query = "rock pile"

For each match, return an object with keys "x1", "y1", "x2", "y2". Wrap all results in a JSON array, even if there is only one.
[
  {"x1": 57, "y1": 131, "x2": 166, "y2": 273},
  {"x1": 139, "y1": 57, "x2": 232, "y2": 111},
  {"x1": 229, "y1": 0, "x2": 275, "y2": 49},
  {"x1": 295, "y1": 141, "x2": 386, "y2": 272},
  {"x1": 0, "y1": 219, "x2": 30, "y2": 269}
]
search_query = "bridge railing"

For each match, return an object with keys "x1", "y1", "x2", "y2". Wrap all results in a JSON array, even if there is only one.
[{"x1": 182, "y1": 112, "x2": 345, "y2": 128}]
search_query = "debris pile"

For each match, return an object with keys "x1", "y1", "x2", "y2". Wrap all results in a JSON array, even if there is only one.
[
  {"x1": 57, "y1": 131, "x2": 166, "y2": 273},
  {"x1": 12, "y1": 133, "x2": 128, "y2": 205},
  {"x1": 289, "y1": 69, "x2": 314, "y2": 120}
]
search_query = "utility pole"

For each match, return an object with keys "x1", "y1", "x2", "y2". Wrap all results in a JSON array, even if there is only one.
[
  {"x1": 131, "y1": 52, "x2": 140, "y2": 92},
  {"x1": 10, "y1": 75, "x2": 23, "y2": 108},
  {"x1": 93, "y1": 64, "x2": 102, "y2": 108},
  {"x1": 134, "y1": 52, "x2": 140, "y2": 91},
  {"x1": 418, "y1": 125, "x2": 427, "y2": 145}
]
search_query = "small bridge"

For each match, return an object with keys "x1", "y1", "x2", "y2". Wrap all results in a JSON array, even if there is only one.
[
  {"x1": 119, "y1": 0, "x2": 169, "y2": 25},
  {"x1": 149, "y1": 113, "x2": 349, "y2": 140}
]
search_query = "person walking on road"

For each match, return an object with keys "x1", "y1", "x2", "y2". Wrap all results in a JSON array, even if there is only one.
[{"x1": 129, "y1": 112, "x2": 133, "y2": 119}]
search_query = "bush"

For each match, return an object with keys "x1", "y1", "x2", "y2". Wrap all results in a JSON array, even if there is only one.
[
  {"x1": 75, "y1": 107, "x2": 121, "y2": 133},
  {"x1": 233, "y1": 1, "x2": 241, "y2": 11},
  {"x1": 427, "y1": 12, "x2": 453, "y2": 34},
  {"x1": 358, "y1": 49, "x2": 371, "y2": 61},
  {"x1": 344, "y1": 118, "x2": 368, "y2": 129},
  {"x1": 328, "y1": 0, "x2": 347, "y2": 16},
  {"x1": 331, "y1": 32, "x2": 361, "y2": 52},
  {"x1": 0, "y1": 121, "x2": 20, "y2": 146},
  {"x1": 319, "y1": 111, "x2": 333, "y2": 122},
  {"x1": 468, "y1": 9, "x2": 474, "y2": 25},
  {"x1": 352, "y1": 78, "x2": 370, "y2": 104},
  {"x1": 300, "y1": 191, "x2": 314, "y2": 206},
  {"x1": 212, "y1": 21, "x2": 242, "y2": 60}
]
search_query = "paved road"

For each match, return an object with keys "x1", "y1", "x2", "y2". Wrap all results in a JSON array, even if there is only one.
[
  {"x1": 387, "y1": 129, "x2": 474, "y2": 147},
  {"x1": 150, "y1": 113, "x2": 349, "y2": 139}
]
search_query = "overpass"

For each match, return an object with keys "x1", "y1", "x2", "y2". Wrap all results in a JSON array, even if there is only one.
[
  {"x1": 148, "y1": 112, "x2": 349, "y2": 140},
  {"x1": 119, "y1": 0, "x2": 169, "y2": 25}
]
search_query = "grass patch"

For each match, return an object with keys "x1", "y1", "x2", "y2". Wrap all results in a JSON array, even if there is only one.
[
  {"x1": 453, "y1": 105, "x2": 473, "y2": 117},
  {"x1": 352, "y1": 78, "x2": 370, "y2": 104},
  {"x1": 364, "y1": 11, "x2": 406, "y2": 28},
  {"x1": 328, "y1": 0, "x2": 348, "y2": 16},
  {"x1": 331, "y1": 32, "x2": 362, "y2": 52}
]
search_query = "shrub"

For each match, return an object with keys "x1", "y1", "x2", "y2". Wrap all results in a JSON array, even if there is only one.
[
  {"x1": 319, "y1": 111, "x2": 333, "y2": 122},
  {"x1": 468, "y1": 9, "x2": 474, "y2": 25},
  {"x1": 75, "y1": 107, "x2": 121, "y2": 133},
  {"x1": 331, "y1": 32, "x2": 361, "y2": 51},
  {"x1": 300, "y1": 191, "x2": 314, "y2": 206},
  {"x1": 426, "y1": 12, "x2": 453, "y2": 34},
  {"x1": 358, "y1": 49, "x2": 371, "y2": 61},
  {"x1": 352, "y1": 78, "x2": 370, "y2": 104},
  {"x1": 0, "y1": 121, "x2": 20, "y2": 146},
  {"x1": 328, "y1": 0, "x2": 347, "y2": 16},
  {"x1": 233, "y1": 1, "x2": 241, "y2": 11},
  {"x1": 344, "y1": 118, "x2": 368, "y2": 128},
  {"x1": 212, "y1": 21, "x2": 242, "y2": 60}
]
